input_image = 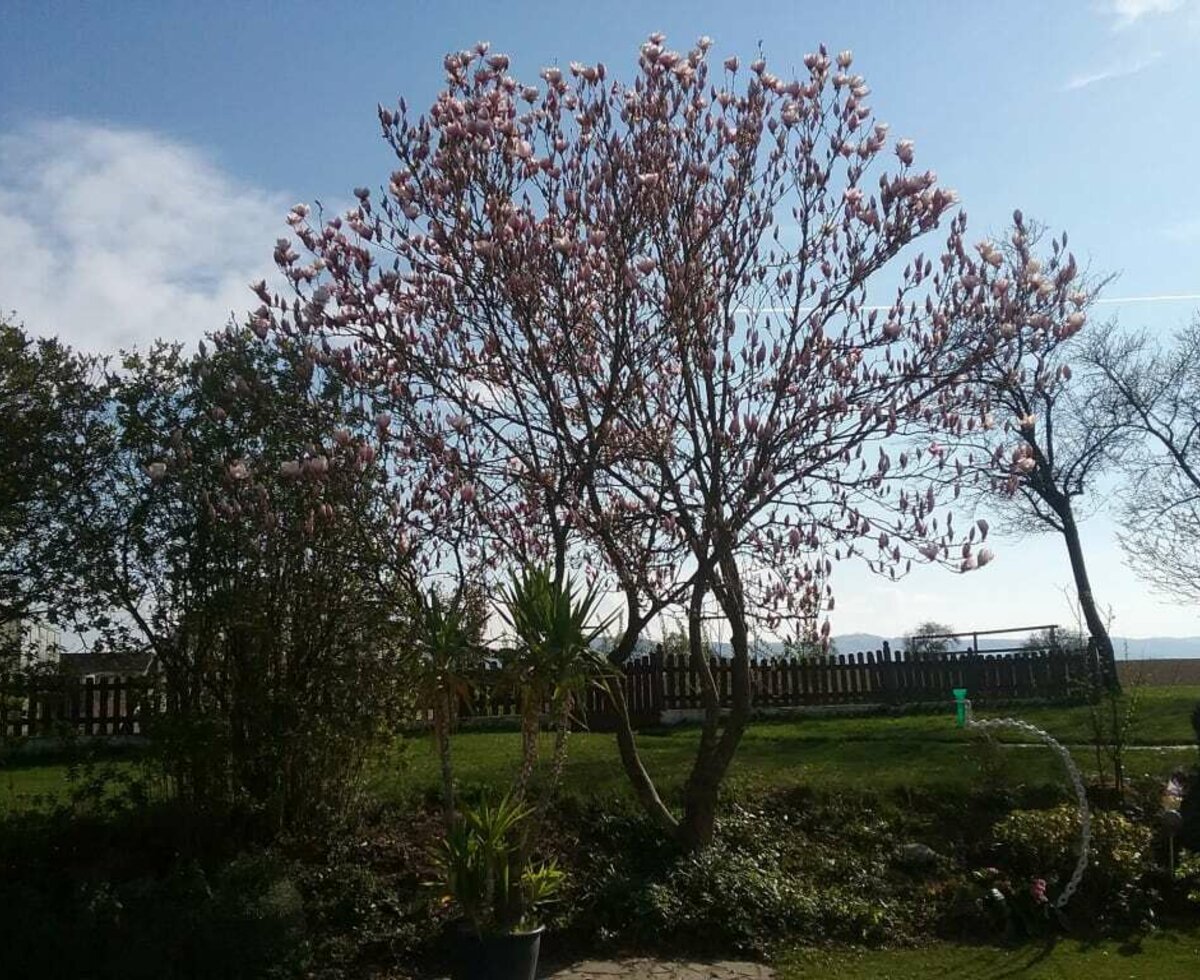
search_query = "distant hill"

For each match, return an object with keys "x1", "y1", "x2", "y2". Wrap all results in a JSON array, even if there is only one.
[
  {"x1": 831, "y1": 633, "x2": 1200, "y2": 660},
  {"x1": 620, "y1": 633, "x2": 1200, "y2": 660}
]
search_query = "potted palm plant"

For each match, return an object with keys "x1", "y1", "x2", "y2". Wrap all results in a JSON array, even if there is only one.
[{"x1": 435, "y1": 793, "x2": 564, "y2": 980}]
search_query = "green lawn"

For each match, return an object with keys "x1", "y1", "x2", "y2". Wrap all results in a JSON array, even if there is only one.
[
  {"x1": 4, "y1": 686, "x2": 1198, "y2": 812},
  {"x1": 973, "y1": 685, "x2": 1200, "y2": 745},
  {"x1": 374, "y1": 725, "x2": 1195, "y2": 807},
  {"x1": 0, "y1": 760, "x2": 76, "y2": 805},
  {"x1": 776, "y1": 929, "x2": 1200, "y2": 978},
  {"x1": 371, "y1": 685, "x2": 1200, "y2": 805}
]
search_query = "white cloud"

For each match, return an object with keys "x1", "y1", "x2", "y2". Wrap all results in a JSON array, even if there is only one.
[
  {"x1": 0, "y1": 120, "x2": 289, "y2": 352},
  {"x1": 1063, "y1": 50, "x2": 1161, "y2": 88},
  {"x1": 1109, "y1": 0, "x2": 1185, "y2": 28}
]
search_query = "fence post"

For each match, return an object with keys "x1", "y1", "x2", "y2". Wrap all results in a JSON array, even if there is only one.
[
  {"x1": 24, "y1": 678, "x2": 37, "y2": 738},
  {"x1": 82, "y1": 677, "x2": 94, "y2": 736},
  {"x1": 879, "y1": 641, "x2": 894, "y2": 703},
  {"x1": 100, "y1": 677, "x2": 112, "y2": 735},
  {"x1": 649, "y1": 644, "x2": 664, "y2": 724}
]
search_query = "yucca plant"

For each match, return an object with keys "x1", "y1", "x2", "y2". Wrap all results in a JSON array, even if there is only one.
[
  {"x1": 498, "y1": 565, "x2": 612, "y2": 801},
  {"x1": 434, "y1": 793, "x2": 564, "y2": 936},
  {"x1": 414, "y1": 586, "x2": 483, "y2": 828}
]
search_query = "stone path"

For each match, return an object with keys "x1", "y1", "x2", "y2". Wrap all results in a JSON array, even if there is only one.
[{"x1": 544, "y1": 960, "x2": 772, "y2": 980}]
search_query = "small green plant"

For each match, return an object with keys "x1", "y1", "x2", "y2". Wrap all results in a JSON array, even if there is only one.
[
  {"x1": 498, "y1": 565, "x2": 611, "y2": 801},
  {"x1": 413, "y1": 585, "x2": 485, "y2": 829},
  {"x1": 1084, "y1": 656, "x2": 1144, "y2": 802},
  {"x1": 1172, "y1": 850, "x2": 1200, "y2": 907},
  {"x1": 434, "y1": 793, "x2": 564, "y2": 936}
]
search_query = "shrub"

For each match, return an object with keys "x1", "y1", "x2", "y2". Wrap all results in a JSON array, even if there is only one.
[
  {"x1": 0, "y1": 841, "x2": 308, "y2": 979},
  {"x1": 537, "y1": 800, "x2": 679, "y2": 945},
  {"x1": 644, "y1": 844, "x2": 818, "y2": 954},
  {"x1": 553, "y1": 795, "x2": 931, "y2": 955},
  {"x1": 299, "y1": 859, "x2": 425, "y2": 976},
  {"x1": 991, "y1": 804, "x2": 1157, "y2": 931}
]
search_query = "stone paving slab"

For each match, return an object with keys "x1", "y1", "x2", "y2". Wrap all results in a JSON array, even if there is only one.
[{"x1": 544, "y1": 959, "x2": 772, "y2": 980}]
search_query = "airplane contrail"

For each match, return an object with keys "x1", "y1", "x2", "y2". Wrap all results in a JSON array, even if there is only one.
[
  {"x1": 1096, "y1": 294, "x2": 1200, "y2": 304},
  {"x1": 735, "y1": 293, "x2": 1200, "y2": 316}
]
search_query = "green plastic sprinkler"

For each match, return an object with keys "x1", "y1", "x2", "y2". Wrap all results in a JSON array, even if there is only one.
[{"x1": 952, "y1": 688, "x2": 969, "y2": 728}]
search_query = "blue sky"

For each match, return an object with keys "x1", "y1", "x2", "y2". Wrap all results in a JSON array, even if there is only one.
[{"x1": 2, "y1": 0, "x2": 1199, "y2": 639}]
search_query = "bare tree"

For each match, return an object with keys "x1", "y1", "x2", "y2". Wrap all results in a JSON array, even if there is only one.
[
  {"x1": 939, "y1": 217, "x2": 1127, "y2": 687},
  {"x1": 1085, "y1": 317, "x2": 1200, "y2": 605}
]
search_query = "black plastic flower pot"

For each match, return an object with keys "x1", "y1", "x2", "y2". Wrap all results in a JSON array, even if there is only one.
[{"x1": 450, "y1": 924, "x2": 544, "y2": 980}]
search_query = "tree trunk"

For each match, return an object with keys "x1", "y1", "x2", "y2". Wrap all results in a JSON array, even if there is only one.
[
  {"x1": 1060, "y1": 506, "x2": 1119, "y2": 691},
  {"x1": 435, "y1": 693, "x2": 455, "y2": 829},
  {"x1": 513, "y1": 694, "x2": 540, "y2": 802},
  {"x1": 678, "y1": 556, "x2": 753, "y2": 850},
  {"x1": 606, "y1": 595, "x2": 678, "y2": 835},
  {"x1": 680, "y1": 571, "x2": 721, "y2": 849},
  {"x1": 608, "y1": 677, "x2": 678, "y2": 833},
  {"x1": 546, "y1": 693, "x2": 572, "y2": 799}
]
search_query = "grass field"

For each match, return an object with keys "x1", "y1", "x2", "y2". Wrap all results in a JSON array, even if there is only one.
[
  {"x1": 371, "y1": 685, "x2": 1200, "y2": 805},
  {"x1": 4, "y1": 686, "x2": 1198, "y2": 812},
  {"x1": 776, "y1": 929, "x2": 1200, "y2": 978}
]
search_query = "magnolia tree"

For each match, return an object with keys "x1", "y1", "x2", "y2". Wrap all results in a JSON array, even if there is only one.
[{"x1": 262, "y1": 34, "x2": 1068, "y2": 846}]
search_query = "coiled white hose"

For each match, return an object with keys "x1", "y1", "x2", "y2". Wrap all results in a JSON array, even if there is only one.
[{"x1": 964, "y1": 704, "x2": 1091, "y2": 909}]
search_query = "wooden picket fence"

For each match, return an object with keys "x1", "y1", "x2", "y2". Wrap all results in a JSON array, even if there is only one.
[
  {"x1": 661, "y1": 645, "x2": 1091, "y2": 710},
  {"x1": 1, "y1": 676, "x2": 153, "y2": 739},
  {"x1": 449, "y1": 642, "x2": 1092, "y2": 730},
  {"x1": 3, "y1": 643, "x2": 1092, "y2": 740}
]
